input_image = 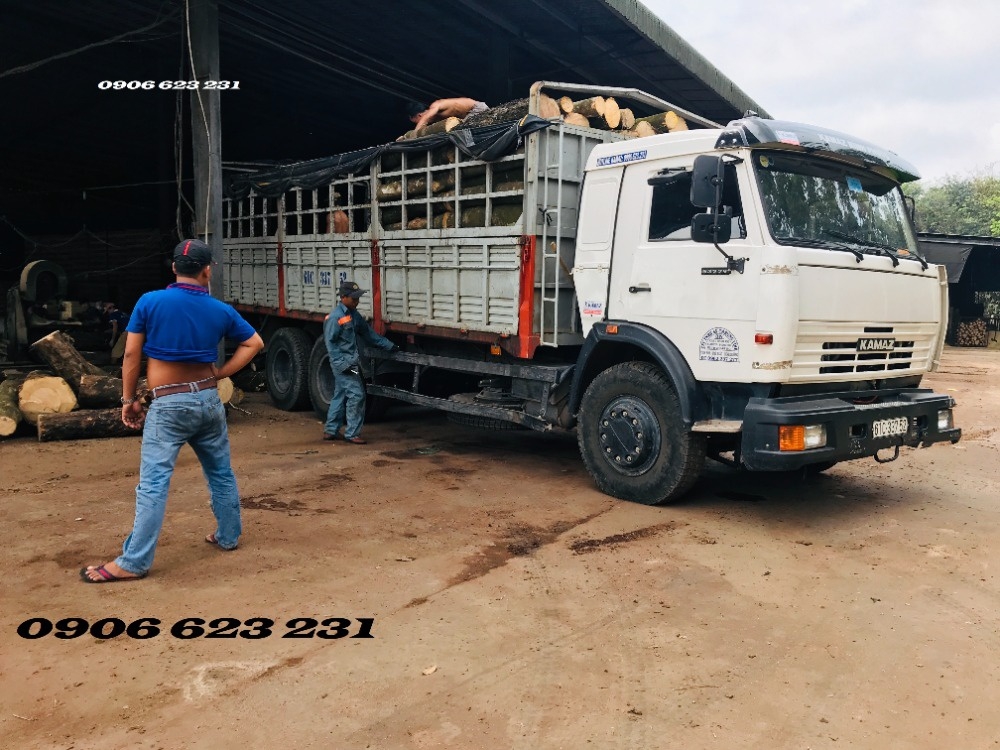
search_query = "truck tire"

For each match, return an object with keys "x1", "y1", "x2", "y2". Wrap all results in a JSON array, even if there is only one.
[
  {"x1": 577, "y1": 362, "x2": 705, "y2": 505},
  {"x1": 307, "y1": 336, "x2": 334, "y2": 419},
  {"x1": 265, "y1": 327, "x2": 312, "y2": 411},
  {"x1": 307, "y1": 336, "x2": 394, "y2": 422}
]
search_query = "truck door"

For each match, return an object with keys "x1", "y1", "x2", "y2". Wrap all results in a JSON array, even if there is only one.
[{"x1": 606, "y1": 156, "x2": 762, "y2": 377}]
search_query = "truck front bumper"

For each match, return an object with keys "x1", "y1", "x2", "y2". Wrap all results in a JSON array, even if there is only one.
[{"x1": 740, "y1": 388, "x2": 961, "y2": 471}]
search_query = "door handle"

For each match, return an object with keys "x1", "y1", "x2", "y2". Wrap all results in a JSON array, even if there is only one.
[{"x1": 628, "y1": 284, "x2": 651, "y2": 293}]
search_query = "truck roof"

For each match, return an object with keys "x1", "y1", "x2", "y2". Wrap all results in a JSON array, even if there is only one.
[{"x1": 587, "y1": 117, "x2": 921, "y2": 184}]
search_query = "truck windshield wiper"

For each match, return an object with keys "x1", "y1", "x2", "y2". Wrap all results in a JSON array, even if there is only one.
[
  {"x1": 820, "y1": 228, "x2": 925, "y2": 268},
  {"x1": 774, "y1": 235, "x2": 864, "y2": 262}
]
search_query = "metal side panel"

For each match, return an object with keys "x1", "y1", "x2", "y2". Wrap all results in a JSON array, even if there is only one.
[
  {"x1": 223, "y1": 240, "x2": 279, "y2": 308},
  {"x1": 283, "y1": 239, "x2": 374, "y2": 315},
  {"x1": 379, "y1": 236, "x2": 521, "y2": 334}
]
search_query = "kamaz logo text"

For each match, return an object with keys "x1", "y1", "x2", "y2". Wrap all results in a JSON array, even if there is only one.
[{"x1": 857, "y1": 338, "x2": 896, "y2": 352}]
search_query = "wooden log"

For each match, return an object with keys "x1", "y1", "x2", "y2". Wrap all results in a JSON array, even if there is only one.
[
  {"x1": 538, "y1": 93, "x2": 561, "y2": 119},
  {"x1": 431, "y1": 213, "x2": 455, "y2": 229},
  {"x1": 37, "y1": 408, "x2": 142, "y2": 442},
  {"x1": 563, "y1": 112, "x2": 590, "y2": 127},
  {"x1": 78, "y1": 375, "x2": 149, "y2": 408},
  {"x1": 602, "y1": 97, "x2": 621, "y2": 129},
  {"x1": 28, "y1": 330, "x2": 104, "y2": 392},
  {"x1": 619, "y1": 108, "x2": 636, "y2": 130},
  {"x1": 18, "y1": 375, "x2": 77, "y2": 425},
  {"x1": 406, "y1": 216, "x2": 428, "y2": 230},
  {"x1": 561, "y1": 96, "x2": 605, "y2": 118},
  {"x1": 400, "y1": 116, "x2": 462, "y2": 141},
  {"x1": 327, "y1": 209, "x2": 349, "y2": 234},
  {"x1": 217, "y1": 377, "x2": 235, "y2": 404},
  {"x1": 630, "y1": 121, "x2": 657, "y2": 138},
  {"x1": 0, "y1": 379, "x2": 22, "y2": 437},
  {"x1": 460, "y1": 204, "x2": 523, "y2": 228},
  {"x1": 634, "y1": 111, "x2": 688, "y2": 134},
  {"x1": 665, "y1": 111, "x2": 688, "y2": 132}
]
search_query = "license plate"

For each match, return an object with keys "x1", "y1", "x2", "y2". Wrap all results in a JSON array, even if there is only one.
[{"x1": 872, "y1": 417, "x2": 909, "y2": 438}]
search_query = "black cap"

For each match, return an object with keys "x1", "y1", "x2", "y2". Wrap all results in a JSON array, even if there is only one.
[
  {"x1": 173, "y1": 239, "x2": 213, "y2": 272},
  {"x1": 338, "y1": 280, "x2": 366, "y2": 299}
]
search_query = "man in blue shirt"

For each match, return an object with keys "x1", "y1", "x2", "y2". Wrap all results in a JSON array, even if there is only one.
[
  {"x1": 81, "y1": 239, "x2": 264, "y2": 583},
  {"x1": 323, "y1": 280, "x2": 397, "y2": 444}
]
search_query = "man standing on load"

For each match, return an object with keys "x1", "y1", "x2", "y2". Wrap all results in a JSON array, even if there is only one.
[
  {"x1": 322, "y1": 280, "x2": 397, "y2": 444},
  {"x1": 81, "y1": 239, "x2": 264, "y2": 582}
]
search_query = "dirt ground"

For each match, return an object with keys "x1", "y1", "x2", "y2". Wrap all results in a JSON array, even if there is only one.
[{"x1": 1, "y1": 345, "x2": 998, "y2": 749}]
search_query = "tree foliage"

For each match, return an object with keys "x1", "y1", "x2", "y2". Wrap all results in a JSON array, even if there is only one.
[{"x1": 904, "y1": 166, "x2": 1000, "y2": 236}]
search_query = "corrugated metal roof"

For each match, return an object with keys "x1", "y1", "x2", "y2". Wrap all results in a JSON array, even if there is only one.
[{"x1": 0, "y1": 0, "x2": 766, "y2": 235}]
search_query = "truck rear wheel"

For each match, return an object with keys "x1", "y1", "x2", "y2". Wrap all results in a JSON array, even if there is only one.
[
  {"x1": 577, "y1": 362, "x2": 705, "y2": 505},
  {"x1": 265, "y1": 327, "x2": 312, "y2": 411},
  {"x1": 307, "y1": 337, "x2": 334, "y2": 419},
  {"x1": 307, "y1": 336, "x2": 394, "y2": 422}
]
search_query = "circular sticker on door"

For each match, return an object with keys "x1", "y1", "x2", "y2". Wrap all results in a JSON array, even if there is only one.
[{"x1": 699, "y1": 327, "x2": 740, "y2": 363}]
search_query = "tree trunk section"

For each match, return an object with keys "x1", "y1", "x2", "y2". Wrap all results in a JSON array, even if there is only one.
[
  {"x1": 563, "y1": 112, "x2": 590, "y2": 127},
  {"x1": 327, "y1": 209, "x2": 349, "y2": 234},
  {"x1": 28, "y1": 330, "x2": 104, "y2": 392},
  {"x1": 78, "y1": 375, "x2": 150, "y2": 408},
  {"x1": 400, "y1": 116, "x2": 462, "y2": 141},
  {"x1": 0, "y1": 379, "x2": 22, "y2": 437},
  {"x1": 560, "y1": 96, "x2": 605, "y2": 118},
  {"x1": 619, "y1": 108, "x2": 636, "y2": 130},
  {"x1": 602, "y1": 97, "x2": 621, "y2": 129},
  {"x1": 630, "y1": 121, "x2": 657, "y2": 138},
  {"x1": 460, "y1": 204, "x2": 523, "y2": 227},
  {"x1": 634, "y1": 111, "x2": 689, "y2": 134},
  {"x1": 537, "y1": 93, "x2": 561, "y2": 119},
  {"x1": 37, "y1": 409, "x2": 142, "y2": 442},
  {"x1": 18, "y1": 376, "x2": 77, "y2": 425}
]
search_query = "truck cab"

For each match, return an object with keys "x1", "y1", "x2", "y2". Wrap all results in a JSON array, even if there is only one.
[{"x1": 570, "y1": 116, "x2": 959, "y2": 500}]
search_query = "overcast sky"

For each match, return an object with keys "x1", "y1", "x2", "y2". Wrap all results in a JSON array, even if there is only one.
[{"x1": 643, "y1": 0, "x2": 1000, "y2": 184}]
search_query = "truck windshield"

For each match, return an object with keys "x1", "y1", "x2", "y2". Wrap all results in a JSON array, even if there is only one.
[{"x1": 753, "y1": 150, "x2": 920, "y2": 259}]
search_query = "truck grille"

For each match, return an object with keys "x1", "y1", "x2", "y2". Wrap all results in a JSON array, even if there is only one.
[{"x1": 790, "y1": 322, "x2": 938, "y2": 381}]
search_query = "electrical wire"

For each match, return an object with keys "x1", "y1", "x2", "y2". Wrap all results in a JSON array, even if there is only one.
[
  {"x1": 0, "y1": 7, "x2": 180, "y2": 80},
  {"x1": 185, "y1": 0, "x2": 213, "y2": 247}
]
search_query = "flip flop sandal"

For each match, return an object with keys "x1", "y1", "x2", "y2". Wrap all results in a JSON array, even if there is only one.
[
  {"x1": 205, "y1": 533, "x2": 238, "y2": 551},
  {"x1": 79, "y1": 565, "x2": 147, "y2": 584}
]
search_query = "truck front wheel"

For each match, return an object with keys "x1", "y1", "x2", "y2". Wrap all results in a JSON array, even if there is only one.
[
  {"x1": 577, "y1": 362, "x2": 705, "y2": 505},
  {"x1": 265, "y1": 327, "x2": 312, "y2": 411}
]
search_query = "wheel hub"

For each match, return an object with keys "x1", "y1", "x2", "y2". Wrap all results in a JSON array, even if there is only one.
[{"x1": 597, "y1": 396, "x2": 661, "y2": 476}]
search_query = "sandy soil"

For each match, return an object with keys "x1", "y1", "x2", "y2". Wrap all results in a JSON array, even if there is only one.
[{"x1": 1, "y1": 346, "x2": 998, "y2": 749}]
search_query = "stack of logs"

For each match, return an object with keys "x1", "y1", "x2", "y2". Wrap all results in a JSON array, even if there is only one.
[
  {"x1": 954, "y1": 318, "x2": 989, "y2": 347},
  {"x1": 397, "y1": 94, "x2": 688, "y2": 142},
  {"x1": 0, "y1": 330, "x2": 240, "y2": 441}
]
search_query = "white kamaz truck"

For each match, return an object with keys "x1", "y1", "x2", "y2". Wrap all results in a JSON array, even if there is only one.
[{"x1": 222, "y1": 82, "x2": 961, "y2": 504}]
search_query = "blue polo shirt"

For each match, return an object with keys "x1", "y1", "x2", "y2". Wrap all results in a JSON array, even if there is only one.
[{"x1": 126, "y1": 283, "x2": 256, "y2": 362}]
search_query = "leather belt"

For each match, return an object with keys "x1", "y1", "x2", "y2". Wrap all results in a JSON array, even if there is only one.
[{"x1": 151, "y1": 377, "x2": 218, "y2": 400}]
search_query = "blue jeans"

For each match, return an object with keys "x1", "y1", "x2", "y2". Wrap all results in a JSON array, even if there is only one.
[
  {"x1": 324, "y1": 369, "x2": 366, "y2": 439},
  {"x1": 115, "y1": 389, "x2": 241, "y2": 575}
]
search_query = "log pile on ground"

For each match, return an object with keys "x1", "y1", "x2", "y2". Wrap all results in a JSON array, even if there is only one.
[
  {"x1": 955, "y1": 319, "x2": 989, "y2": 347},
  {"x1": 0, "y1": 330, "x2": 244, "y2": 441}
]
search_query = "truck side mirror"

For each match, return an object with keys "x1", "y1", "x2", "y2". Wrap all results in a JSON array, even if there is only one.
[
  {"x1": 690, "y1": 154, "x2": 725, "y2": 208},
  {"x1": 691, "y1": 212, "x2": 732, "y2": 244}
]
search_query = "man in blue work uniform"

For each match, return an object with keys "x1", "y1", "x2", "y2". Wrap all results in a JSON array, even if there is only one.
[
  {"x1": 81, "y1": 239, "x2": 264, "y2": 582},
  {"x1": 323, "y1": 280, "x2": 397, "y2": 444}
]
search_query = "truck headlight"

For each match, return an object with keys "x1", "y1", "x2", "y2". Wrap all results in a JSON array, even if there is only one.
[
  {"x1": 778, "y1": 424, "x2": 827, "y2": 451},
  {"x1": 937, "y1": 409, "x2": 953, "y2": 431}
]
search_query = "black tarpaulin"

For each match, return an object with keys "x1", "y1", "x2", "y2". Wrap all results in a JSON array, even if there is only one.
[
  {"x1": 918, "y1": 241, "x2": 973, "y2": 282},
  {"x1": 226, "y1": 116, "x2": 553, "y2": 200}
]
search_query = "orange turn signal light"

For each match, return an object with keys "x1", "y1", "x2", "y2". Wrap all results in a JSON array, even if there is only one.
[
  {"x1": 606, "y1": 324, "x2": 619, "y2": 334},
  {"x1": 779, "y1": 425, "x2": 805, "y2": 451},
  {"x1": 490, "y1": 344, "x2": 502, "y2": 356},
  {"x1": 755, "y1": 333, "x2": 773, "y2": 345}
]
